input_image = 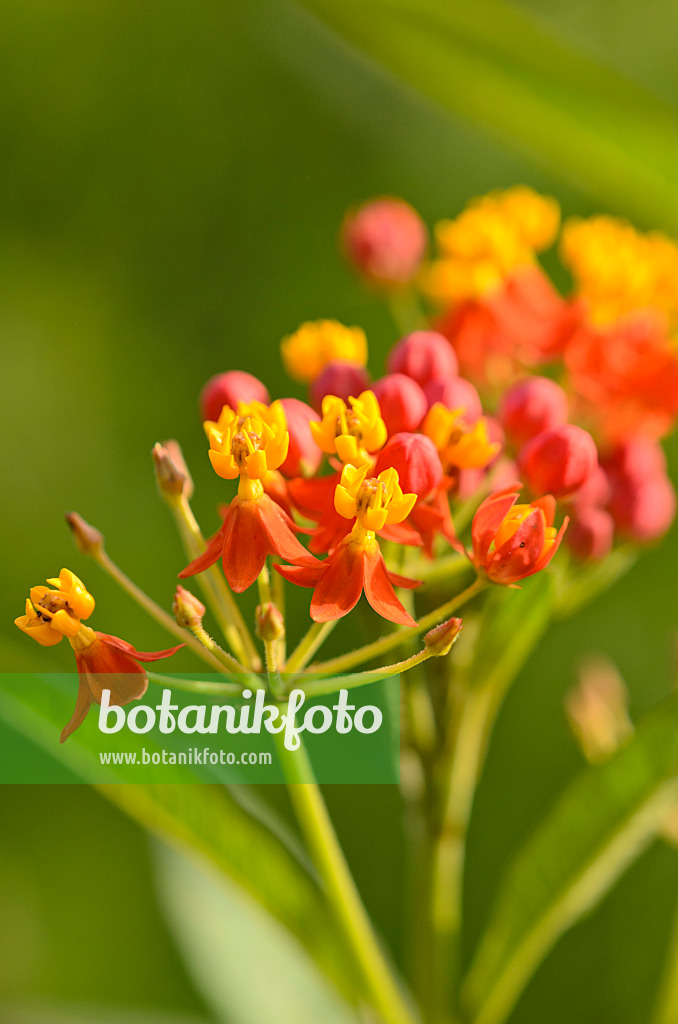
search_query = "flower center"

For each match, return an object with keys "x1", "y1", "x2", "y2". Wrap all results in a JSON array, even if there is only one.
[
  {"x1": 35, "y1": 593, "x2": 74, "y2": 622},
  {"x1": 231, "y1": 429, "x2": 262, "y2": 469},
  {"x1": 356, "y1": 478, "x2": 388, "y2": 515}
]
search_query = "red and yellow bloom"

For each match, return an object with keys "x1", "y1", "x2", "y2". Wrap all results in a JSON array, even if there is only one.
[
  {"x1": 15, "y1": 569, "x2": 182, "y2": 742},
  {"x1": 469, "y1": 487, "x2": 568, "y2": 585},
  {"x1": 181, "y1": 401, "x2": 317, "y2": 591},
  {"x1": 277, "y1": 465, "x2": 420, "y2": 625},
  {"x1": 310, "y1": 390, "x2": 387, "y2": 467}
]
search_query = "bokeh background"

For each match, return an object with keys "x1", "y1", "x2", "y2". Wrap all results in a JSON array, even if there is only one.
[{"x1": 1, "y1": 1, "x2": 678, "y2": 1022}]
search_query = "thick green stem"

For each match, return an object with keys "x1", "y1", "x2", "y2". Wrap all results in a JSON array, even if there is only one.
[
  {"x1": 273, "y1": 731, "x2": 418, "y2": 1024},
  {"x1": 309, "y1": 577, "x2": 486, "y2": 678},
  {"x1": 168, "y1": 494, "x2": 261, "y2": 669},
  {"x1": 190, "y1": 621, "x2": 250, "y2": 678}
]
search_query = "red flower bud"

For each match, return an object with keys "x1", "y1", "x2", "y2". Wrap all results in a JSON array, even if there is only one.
[
  {"x1": 278, "y1": 398, "x2": 322, "y2": 478},
  {"x1": 567, "y1": 506, "x2": 615, "y2": 561},
  {"x1": 423, "y1": 376, "x2": 482, "y2": 424},
  {"x1": 519, "y1": 424, "x2": 598, "y2": 498},
  {"x1": 499, "y1": 376, "x2": 569, "y2": 447},
  {"x1": 342, "y1": 196, "x2": 427, "y2": 287},
  {"x1": 572, "y1": 465, "x2": 612, "y2": 508},
  {"x1": 200, "y1": 371, "x2": 270, "y2": 422},
  {"x1": 374, "y1": 433, "x2": 443, "y2": 499},
  {"x1": 608, "y1": 471, "x2": 676, "y2": 542},
  {"x1": 602, "y1": 436, "x2": 667, "y2": 482},
  {"x1": 387, "y1": 330, "x2": 458, "y2": 386},
  {"x1": 371, "y1": 374, "x2": 427, "y2": 436},
  {"x1": 309, "y1": 360, "x2": 371, "y2": 411}
]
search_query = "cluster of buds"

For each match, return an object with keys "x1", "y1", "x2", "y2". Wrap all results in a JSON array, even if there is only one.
[{"x1": 15, "y1": 185, "x2": 678, "y2": 744}]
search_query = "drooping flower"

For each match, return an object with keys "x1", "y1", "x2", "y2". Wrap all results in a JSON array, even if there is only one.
[
  {"x1": 310, "y1": 390, "x2": 387, "y2": 467},
  {"x1": 181, "y1": 401, "x2": 317, "y2": 591},
  {"x1": 277, "y1": 465, "x2": 420, "y2": 625},
  {"x1": 15, "y1": 569, "x2": 182, "y2": 742},
  {"x1": 281, "y1": 319, "x2": 367, "y2": 383},
  {"x1": 469, "y1": 486, "x2": 568, "y2": 585}
]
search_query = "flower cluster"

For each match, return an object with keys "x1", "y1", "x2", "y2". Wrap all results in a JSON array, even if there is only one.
[{"x1": 15, "y1": 185, "x2": 677, "y2": 744}]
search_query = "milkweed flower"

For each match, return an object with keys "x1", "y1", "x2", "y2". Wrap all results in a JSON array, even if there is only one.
[
  {"x1": 422, "y1": 402, "x2": 501, "y2": 471},
  {"x1": 310, "y1": 390, "x2": 387, "y2": 467},
  {"x1": 14, "y1": 569, "x2": 182, "y2": 742},
  {"x1": 499, "y1": 377, "x2": 569, "y2": 448},
  {"x1": 181, "y1": 401, "x2": 317, "y2": 591},
  {"x1": 281, "y1": 319, "x2": 367, "y2": 383},
  {"x1": 469, "y1": 486, "x2": 568, "y2": 585},
  {"x1": 277, "y1": 465, "x2": 420, "y2": 625}
]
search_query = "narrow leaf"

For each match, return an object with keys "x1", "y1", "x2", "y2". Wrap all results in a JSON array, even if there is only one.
[
  {"x1": 462, "y1": 700, "x2": 678, "y2": 1024},
  {"x1": 298, "y1": 0, "x2": 678, "y2": 229}
]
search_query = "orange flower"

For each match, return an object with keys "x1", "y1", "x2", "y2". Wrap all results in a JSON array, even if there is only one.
[
  {"x1": 15, "y1": 569, "x2": 182, "y2": 742},
  {"x1": 277, "y1": 466, "x2": 420, "y2": 625},
  {"x1": 181, "y1": 401, "x2": 317, "y2": 591},
  {"x1": 469, "y1": 486, "x2": 568, "y2": 585}
]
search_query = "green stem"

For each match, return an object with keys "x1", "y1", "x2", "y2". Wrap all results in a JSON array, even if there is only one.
[
  {"x1": 168, "y1": 494, "x2": 261, "y2": 670},
  {"x1": 386, "y1": 288, "x2": 427, "y2": 335},
  {"x1": 273, "y1": 731, "x2": 418, "y2": 1024},
  {"x1": 191, "y1": 621, "x2": 250, "y2": 678},
  {"x1": 93, "y1": 549, "x2": 224, "y2": 672},
  {"x1": 428, "y1": 681, "x2": 497, "y2": 1021},
  {"x1": 285, "y1": 621, "x2": 337, "y2": 674},
  {"x1": 146, "y1": 671, "x2": 245, "y2": 697},
  {"x1": 271, "y1": 562, "x2": 287, "y2": 665},
  {"x1": 289, "y1": 646, "x2": 441, "y2": 698},
  {"x1": 308, "y1": 577, "x2": 486, "y2": 678}
]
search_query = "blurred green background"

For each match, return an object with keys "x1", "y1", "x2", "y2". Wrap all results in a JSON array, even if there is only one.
[{"x1": 1, "y1": 1, "x2": 678, "y2": 1021}]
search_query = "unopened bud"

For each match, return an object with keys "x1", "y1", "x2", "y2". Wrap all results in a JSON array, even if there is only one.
[
  {"x1": 200, "y1": 370, "x2": 270, "y2": 422},
  {"x1": 424, "y1": 617, "x2": 463, "y2": 657},
  {"x1": 152, "y1": 441, "x2": 190, "y2": 499},
  {"x1": 255, "y1": 602, "x2": 285, "y2": 642},
  {"x1": 565, "y1": 656, "x2": 633, "y2": 763},
  {"x1": 519, "y1": 424, "x2": 598, "y2": 499},
  {"x1": 173, "y1": 586, "x2": 205, "y2": 629},
  {"x1": 372, "y1": 374, "x2": 428, "y2": 435},
  {"x1": 65, "y1": 512, "x2": 104, "y2": 558},
  {"x1": 341, "y1": 196, "x2": 427, "y2": 288},
  {"x1": 387, "y1": 330, "x2": 458, "y2": 387}
]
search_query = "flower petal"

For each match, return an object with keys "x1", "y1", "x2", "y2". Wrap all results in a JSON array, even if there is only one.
[
  {"x1": 363, "y1": 546, "x2": 417, "y2": 626},
  {"x1": 256, "y1": 494, "x2": 319, "y2": 568},
  {"x1": 60, "y1": 678, "x2": 94, "y2": 743},
  {"x1": 221, "y1": 500, "x2": 269, "y2": 592},
  {"x1": 179, "y1": 510, "x2": 231, "y2": 578},
  {"x1": 472, "y1": 486, "x2": 520, "y2": 567},
  {"x1": 310, "y1": 541, "x2": 365, "y2": 621}
]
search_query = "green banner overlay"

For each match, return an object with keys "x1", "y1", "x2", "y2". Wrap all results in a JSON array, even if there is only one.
[{"x1": 0, "y1": 673, "x2": 400, "y2": 784}]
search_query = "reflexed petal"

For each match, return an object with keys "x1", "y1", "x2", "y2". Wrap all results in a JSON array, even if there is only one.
[
  {"x1": 96, "y1": 632, "x2": 184, "y2": 662},
  {"x1": 363, "y1": 547, "x2": 417, "y2": 626},
  {"x1": 274, "y1": 562, "x2": 325, "y2": 588},
  {"x1": 179, "y1": 511, "x2": 231, "y2": 578},
  {"x1": 221, "y1": 500, "x2": 269, "y2": 592},
  {"x1": 256, "y1": 494, "x2": 319, "y2": 568},
  {"x1": 310, "y1": 541, "x2": 365, "y2": 621},
  {"x1": 60, "y1": 678, "x2": 94, "y2": 743}
]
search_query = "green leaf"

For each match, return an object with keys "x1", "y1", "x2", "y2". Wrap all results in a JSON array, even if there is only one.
[
  {"x1": 462, "y1": 699, "x2": 678, "y2": 1024},
  {"x1": 297, "y1": 0, "x2": 678, "y2": 229},
  {"x1": 154, "y1": 842, "x2": 360, "y2": 1024},
  {"x1": 0, "y1": 672, "x2": 361, "y2": 1005}
]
